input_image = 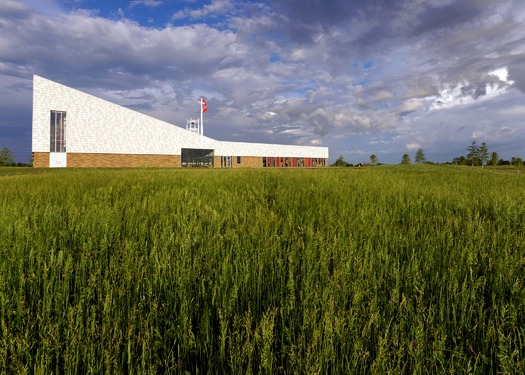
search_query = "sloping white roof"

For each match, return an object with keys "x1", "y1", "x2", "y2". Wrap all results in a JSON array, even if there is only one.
[{"x1": 32, "y1": 75, "x2": 329, "y2": 158}]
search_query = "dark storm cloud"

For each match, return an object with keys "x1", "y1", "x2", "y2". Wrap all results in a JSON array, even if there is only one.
[
  {"x1": 265, "y1": 0, "x2": 378, "y2": 49},
  {"x1": 460, "y1": 84, "x2": 486, "y2": 100},
  {"x1": 0, "y1": 75, "x2": 33, "y2": 161},
  {"x1": 266, "y1": 0, "x2": 358, "y2": 27},
  {"x1": 508, "y1": 58, "x2": 525, "y2": 92},
  {"x1": 0, "y1": 0, "x2": 32, "y2": 19},
  {"x1": 264, "y1": 0, "x2": 465, "y2": 46},
  {"x1": 265, "y1": 0, "x2": 521, "y2": 68},
  {"x1": 413, "y1": 1, "x2": 482, "y2": 35}
]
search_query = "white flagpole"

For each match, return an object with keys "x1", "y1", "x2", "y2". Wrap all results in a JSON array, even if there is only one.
[{"x1": 200, "y1": 98, "x2": 204, "y2": 136}]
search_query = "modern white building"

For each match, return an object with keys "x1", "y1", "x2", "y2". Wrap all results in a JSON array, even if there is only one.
[{"x1": 32, "y1": 75, "x2": 329, "y2": 168}]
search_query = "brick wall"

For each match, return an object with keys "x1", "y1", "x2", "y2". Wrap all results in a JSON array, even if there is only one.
[
  {"x1": 33, "y1": 152, "x2": 50, "y2": 168},
  {"x1": 233, "y1": 156, "x2": 262, "y2": 168},
  {"x1": 214, "y1": 156, "x2": 221, "y2": 168},
  {"x1": 67, "y1": 153, "x2": 181, "y2": 168},
  {"x1": 33, "y1": 153, "x2": 326, "y2": 169}
]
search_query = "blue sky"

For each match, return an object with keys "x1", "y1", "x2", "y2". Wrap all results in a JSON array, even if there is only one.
[{"x1": 1, "y1": 0, "x2": 525, "y2": 164}]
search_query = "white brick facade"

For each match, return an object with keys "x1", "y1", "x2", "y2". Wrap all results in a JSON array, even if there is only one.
[{"x1": 32, "y1": 75, "x2": 329, "y2": 162}]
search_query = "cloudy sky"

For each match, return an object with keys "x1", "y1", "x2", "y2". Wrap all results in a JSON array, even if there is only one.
[{"x1": 1, "y1": 0, "x2": 524, "y2": 164}]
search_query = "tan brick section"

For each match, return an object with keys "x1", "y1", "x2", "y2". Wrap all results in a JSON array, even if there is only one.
[
  {"x1": 214, "y1": 156, "x2": 221, "y2": 168},
  {"x1": 29, "y1": 153, "x2": 176, "y2": 168},
  {"x1": 33, "y1": 153, "x2": 326, "y2": 168},
  {"x1": 233, "y1": 156, "x2": 262, "y2": 168},
  {"x1": 33, "y1": 152, "x2": 50, "y2": 168},
  {"x1": 66, "y1": 153, "x2": 181, "y2": 168}
]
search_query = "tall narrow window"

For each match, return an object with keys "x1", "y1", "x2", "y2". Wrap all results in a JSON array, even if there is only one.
[
  {"x1": 221, "y1": 156, "x2": 232, "y2": 168},
  {"x1": 50, "y1": 111, "x2": 66, "y2": 152}
]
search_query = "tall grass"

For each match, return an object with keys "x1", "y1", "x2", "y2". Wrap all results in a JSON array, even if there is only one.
[{"x1": 1, "y1": 165, "x2": 524, "y2": 373}]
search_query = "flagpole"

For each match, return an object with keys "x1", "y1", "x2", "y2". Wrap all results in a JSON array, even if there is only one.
[{"x1": 200, "y1": 98, "x2": 204, "y2": 136}]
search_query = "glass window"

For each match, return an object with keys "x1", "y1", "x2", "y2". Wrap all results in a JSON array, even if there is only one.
[
  {"x1": 221, "y1": 156, "x2": 232, "y2": 168},
  {"x1": 50, "y1": 111, "x2": 66, "y2": 152},
  {"x1": 181, "y1": 148, "x2": 214, "y2": 168}
]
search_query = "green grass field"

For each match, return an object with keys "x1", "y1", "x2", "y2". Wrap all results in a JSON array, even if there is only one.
[{"x1": 1, "y1": 165, "x2": 524, "y2": 373}]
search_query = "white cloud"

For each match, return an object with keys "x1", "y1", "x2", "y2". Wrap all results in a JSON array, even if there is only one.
[
  {"x1": 499, "y1": 105, "x2": 525, "y2": 116},
  {"x1": 489, "y1": 67, "x2": 511, "y2": 83},
  {"x1": 406, "y1": 143, "x2": 421, "y2": 150},
  {"x1": 172, "y1": 0, "x2": 232, "y2": 21},
  {"x1": 0, "y1": 0, "x2": 32, "y2": 14},
  {"x1": 130, "y1": 0, "x2": 162, "y2": 8},
  {"x1": 471, "y1": 131, "x2": 484, "y2": 139},
  {"x1": 429, "y1": 73, "x2": 512, "y2": 112},
  {"x1": 398, "y1": 100, "x2": 424, "y2": 115}
]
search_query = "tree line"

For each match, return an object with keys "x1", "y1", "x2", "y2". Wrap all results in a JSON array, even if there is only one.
[
  {"x1": 0, "y1": 147, "x2": 32, "y2": 167},
  {"x1": 332, "y1": 141, "x2": 523, "y2": 167},
  {"x1": 452, "y1": 141, "x2": 523, "y2": 167}
]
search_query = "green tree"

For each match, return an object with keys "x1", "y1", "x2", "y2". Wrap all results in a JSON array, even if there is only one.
[
  {"x1": 401, "y1": 153, "x2": 411, "y2": 165},
  {"x1": 369, "y1": 154, "x2": 377, "y2": 165},
  {"x1": 0, "y1": 147, "x2": 15, "y2": 166},
  {"x1": 490, "y1": 152, "x2": 499, "y2": 169},
  {"x1": 332, "y1": 155, "x2": 347, "y2": 167},
  {"x1": 415, "y1": 148, "x2": 426, "y2": 164},
  {"x1": 511, "y1": 156, "x2": 523, "y2": 166},
  {"x1": 479, "y1": 142, "x2": 489, "y2": 167},
  {"x1": 467, "y1": 140, "x2": 479, "y2": 166}
]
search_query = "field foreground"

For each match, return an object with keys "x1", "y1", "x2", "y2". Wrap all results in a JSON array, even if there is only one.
[{"x1": 1, "y1": 166, "x2": 524, "y2": 373}]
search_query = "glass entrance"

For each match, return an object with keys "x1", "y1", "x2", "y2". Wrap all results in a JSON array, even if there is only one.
[{"x1": 181, "y1": 148, "x2": 214, "y2": 168}]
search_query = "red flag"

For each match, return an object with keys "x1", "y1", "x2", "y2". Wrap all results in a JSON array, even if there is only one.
[{"x1": 202, "y1": 98, "x2": 208, "y2": 113}]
